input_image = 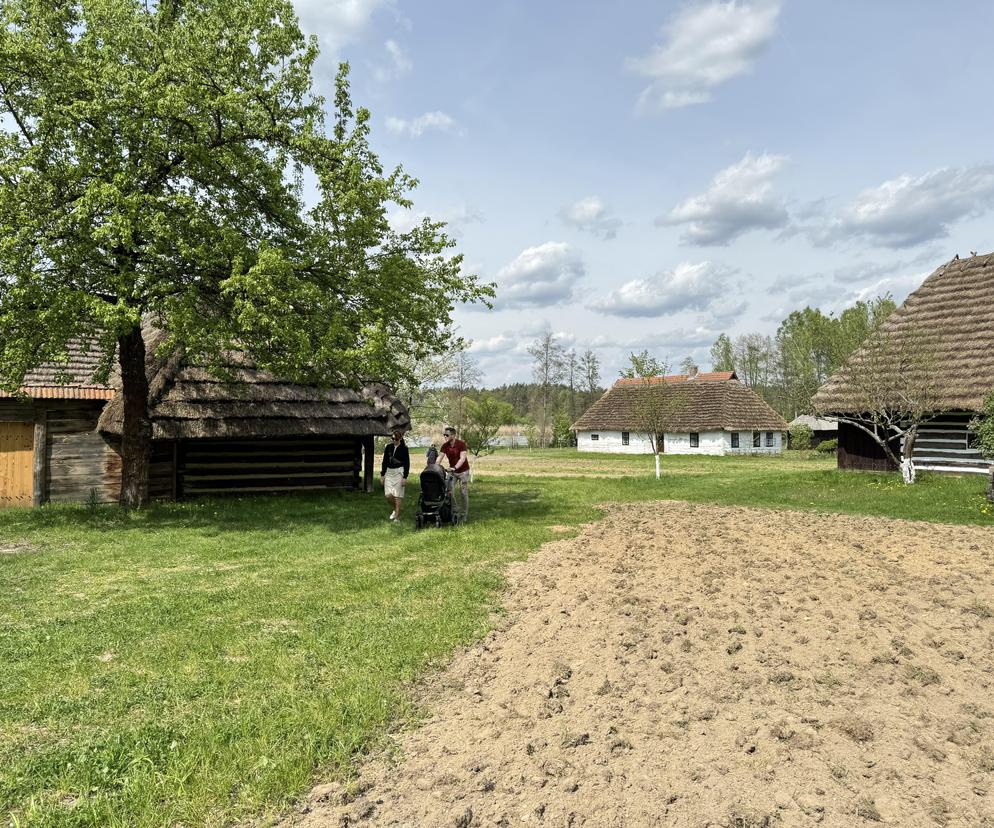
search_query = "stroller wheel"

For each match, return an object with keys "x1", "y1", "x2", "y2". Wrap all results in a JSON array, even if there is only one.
[{"x1": 415, "y1": 515, "x2": 423, "y2": 530}]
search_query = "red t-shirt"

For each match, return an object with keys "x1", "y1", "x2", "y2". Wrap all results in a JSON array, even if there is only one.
[{"x1": 440, "y1": 439, "x2": 470, "y2": 472}]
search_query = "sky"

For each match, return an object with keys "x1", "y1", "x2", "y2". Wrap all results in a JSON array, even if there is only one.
[{"x1": 297, "y1": 0, "x2": 994, "y2": 385}]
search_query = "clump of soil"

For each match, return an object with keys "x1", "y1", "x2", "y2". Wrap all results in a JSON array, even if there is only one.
[{"x1": 287, "y1": 502, "x2": 994, "y2": 827}]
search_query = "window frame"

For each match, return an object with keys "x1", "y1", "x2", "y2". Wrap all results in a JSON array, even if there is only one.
[
  {"x1": 730, "y1": 431, "x2": 740, "y2": 448},
  {"x1": 689, "y1": 432, "x2": 700, "y2": 448},
  {"x1": 765, "y1": 431, "x2": 774, "y2": 447},
  {"x1": 753, "y1": 431, "x2": 761, "y2": 448},
  {"x1": 621, "y1": 431, "x2": 630, "y2": 446},
  {"x1": 590, "y1": 433, "x2": 599, "y2": 441}
]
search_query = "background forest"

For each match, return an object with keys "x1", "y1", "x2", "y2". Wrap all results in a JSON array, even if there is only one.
[{"x1": 401, "y1": 295, "x2": 896, "y2": 450}]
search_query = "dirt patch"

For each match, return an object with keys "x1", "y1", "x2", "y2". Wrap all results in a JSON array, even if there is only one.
[
  {"x1": 0, "y1": 542, "x2": 34, "y2": 556},
  {"x1": 287, "y1": 502, "x2": 994, "y2": 827}
]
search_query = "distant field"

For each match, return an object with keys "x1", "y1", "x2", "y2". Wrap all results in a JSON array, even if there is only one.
[{"x1": 1, "y1": 451, "x2": 990, "y2": 827}]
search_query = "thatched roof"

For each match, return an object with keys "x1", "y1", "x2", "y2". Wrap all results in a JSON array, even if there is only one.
[
  {"x1": 97, "y1": 337, "x2": 410, "y2": 439},
  {"x1": 573, "y1": 376, "x2": 788, "y2": 432},
  {"x1": 814, "y1": 253, "x2": 994, "y2": 413},
  {"x1": 3, "y1": 327, "x2": 409, "y2": 437},
  {"x1": 0, "y1": 337, "x2": 115, "y2": 400}
]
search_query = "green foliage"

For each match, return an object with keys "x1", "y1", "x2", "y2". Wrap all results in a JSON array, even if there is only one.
[
  {"x1": 551, "y1": 408, "x2": 574, "y2": 448},
  {"x1": 462, "y1": 394, "x2": 514, "y2": 456},
  {"x1": 790, "y1": 423, "x2": 813, "y2": 450},
  {"x1": 971, "y1": 391, "x2": 994, "y2": 461},
  {"x1": 817, "y1": 438, "x2": 839, "y2": 454},
  {"x1": 710, "y1": 333, "x2": 735, "y2": 372},
  {"x1": 619, "y1": 349, "x2": 666, "y2": 379},
  {"x1": 0, "y1": 0, "x2": 492, "y2": 390}
]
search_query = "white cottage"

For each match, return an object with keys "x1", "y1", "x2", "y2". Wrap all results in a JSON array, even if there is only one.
[{"x1": 572, "y1": 370, "x2": 789, "y2": 456}]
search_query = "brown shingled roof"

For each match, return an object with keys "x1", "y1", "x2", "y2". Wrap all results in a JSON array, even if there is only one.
[
  {"x1": 0, "y1": 338, "x2": 115, "y2": 400},
  {"x1": 814, "y1": 253, "x2": 994, "y2": 413},
  {"x1": 573, "y1": 377, "x2": 788, "y2": 432}
]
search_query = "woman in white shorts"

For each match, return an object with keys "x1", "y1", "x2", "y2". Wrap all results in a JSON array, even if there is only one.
[{"x1": 380, "y1": 430, "x2": 410, "y2": 521}]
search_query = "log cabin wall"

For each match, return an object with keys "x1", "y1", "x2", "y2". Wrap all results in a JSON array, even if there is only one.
[
  {"x1": 1, "y1": 399, "x2": 120, "y2": 504},
  {"x1": 176, "y1": 436, "x2": 363, "y2": 497},
  {"x1": 837, "y1": 421, "x2": 899, "y2": 473}
]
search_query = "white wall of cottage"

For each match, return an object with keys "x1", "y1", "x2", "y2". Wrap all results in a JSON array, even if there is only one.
[{"x1": 576, "y1": 429, "x2": 784, "y2": 455}]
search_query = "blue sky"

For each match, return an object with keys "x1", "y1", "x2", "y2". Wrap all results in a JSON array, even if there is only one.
[{"x1": 294, "y1": 0, "x2": 994, "y2": 384}]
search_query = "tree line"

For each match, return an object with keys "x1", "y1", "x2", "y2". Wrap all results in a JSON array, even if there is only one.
[{"x1": 706, "y1": 296, "x2": 898, "y2": 419}]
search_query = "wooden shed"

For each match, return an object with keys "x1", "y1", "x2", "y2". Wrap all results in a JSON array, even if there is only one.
[
  {"x1": 814, "y1": 252, "x2": 994, "y2": 475},
  {"x1": 0, "y1": 339, "x2": 409, "y2": 506}
]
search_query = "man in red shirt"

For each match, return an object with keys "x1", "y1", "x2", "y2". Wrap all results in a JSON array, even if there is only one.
[{"x1": 439, "y1": 426, "x2": 470, "y2": 522}]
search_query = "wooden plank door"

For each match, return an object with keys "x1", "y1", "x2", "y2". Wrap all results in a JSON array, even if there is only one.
[{"x1": 0, "y1": 421, "x2": 34, "y2": 507}]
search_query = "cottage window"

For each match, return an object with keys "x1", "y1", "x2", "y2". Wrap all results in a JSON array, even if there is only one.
[
  {"x1": 689, "y1": 432, "x2": 699, "y2": 448},
  {"x1": 766, "y1": 431, "x2": 774, "y2": 447},
  {"x1": 731, "y1": 432, "x2": 740, "y2": 448},
  {"x1": 590, "y1": 433, "x2": 599, "y2": 441},
  {"x1": 753, "y1": 431, "x2": 761, "y2": 448},
  {"x1": 621, "y1": 432, "x2": 630, "y2": 446}
]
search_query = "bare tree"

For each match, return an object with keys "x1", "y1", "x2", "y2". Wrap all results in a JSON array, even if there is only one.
[
  {"x1": 449, "y1": 348, "x2": 483, "y2": 433},
  {"x1": 564, "y1": 349, "x2": 579, "y2": 423},
  {"x1": 527, "y1": 332, "x2": 566, "y2": 447},
  {"x1": 633, "y1": 374, "x2": 687, "y2": 480},
  {"x1": 579, "y1": 348, "x2": 600, "y2": 409},
  {"x1": 827, "y1": 326, "x2": 940, "y2": 484}
]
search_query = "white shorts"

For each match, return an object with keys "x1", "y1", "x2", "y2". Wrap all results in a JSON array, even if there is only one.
[{"x1": 384, "y1": 467, "x2": 406, "y2": 498}]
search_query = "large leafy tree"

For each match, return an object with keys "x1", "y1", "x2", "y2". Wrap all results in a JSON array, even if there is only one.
[{"x1": 0, "y1": 0, "x2": 492, "y2": 507}]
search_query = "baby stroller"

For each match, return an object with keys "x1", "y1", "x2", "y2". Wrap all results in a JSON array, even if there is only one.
[{"x1": 415, "y1": 466, "x2": 463, "y2": 529}]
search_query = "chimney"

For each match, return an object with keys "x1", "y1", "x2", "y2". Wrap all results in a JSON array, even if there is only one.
[{"x1": 688, "y1": 366, "x2": 698, "y2": 380}]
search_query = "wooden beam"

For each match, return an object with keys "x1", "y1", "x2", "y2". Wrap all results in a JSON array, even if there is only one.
[
  {"x1": 362, "y1": 435, "x2": 375, "y2": 493},
  {"x1": 32, "y1": 410, "x2": 47, "y2": 507}
]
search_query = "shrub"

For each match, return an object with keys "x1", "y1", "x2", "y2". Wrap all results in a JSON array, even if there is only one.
[
  {"x1": 789, "y1": 423, "x2": 813, "y2": 450},
  {"x1": 817, "y1": 438, "x2": 839, "y2": 454}
]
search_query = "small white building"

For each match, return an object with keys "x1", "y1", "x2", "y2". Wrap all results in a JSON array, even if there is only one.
[{"x1": 572, "y1": 371, "x2": 788, "y2": 456}]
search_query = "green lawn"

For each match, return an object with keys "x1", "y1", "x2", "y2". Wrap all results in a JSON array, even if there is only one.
[{"x1": 1, "y1": 451, "x2": 991, "y2": 827}]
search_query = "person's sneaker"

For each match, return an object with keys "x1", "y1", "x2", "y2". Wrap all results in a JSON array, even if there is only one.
[{"x1": 389, "y1": 513, "x2": 396, "y2": 521}]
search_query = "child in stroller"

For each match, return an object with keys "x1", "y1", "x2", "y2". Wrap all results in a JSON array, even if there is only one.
[{"x1": 415, "y1": 462, "x2": 463, "y2": 529}]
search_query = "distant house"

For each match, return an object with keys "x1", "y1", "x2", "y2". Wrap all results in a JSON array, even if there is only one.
[
  {"x1": 572, "y1": 370, "x2": 788, "y2": 455},
  {"x1": 0, "y1": 332, "x2": 408, "y2": 507},
  {"x1": 814, "y1": 252, "x2": 993, "y2": 475},
  {"x1": 788, "y1": 414, "x2": 837, "y2": 448}
]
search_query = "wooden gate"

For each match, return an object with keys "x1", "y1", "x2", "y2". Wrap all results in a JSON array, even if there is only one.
[{"x1": 0, "y1": 421, "x2": 34, "y2": 507}]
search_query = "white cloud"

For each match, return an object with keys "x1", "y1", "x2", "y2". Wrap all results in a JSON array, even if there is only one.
[
  {"x1": 387, "y1": 204, "x2": 483, "y2": 237},
  {"x1": 468, "y1": 334, "x2": 521, "y2": 355},
  {"x1": 590, "y1": 261, "x2": 736, "y2": 318},
  {"x1": 374, "y1": 39, "x2": 413, "y2": 82},
  {"x1": 559, "y1": 196, "x2": 622, "y2": 240},
  {"x1": 660, "y1": 152, "x2": 789, "y2": 246},
  {"x1": 589, "y1": 327, "x2": 718, "y2": 351},
  {"x1": 814, "y1": 165, "x2": 994, "y2": 248},
  {"x1": 495, "y1": 242, "x2": 586, "y2": 309},
  {"x1": 292, "y1": 0, "x2": 387, "y2": 55},
  {"x1": 627, "y1": 0, "x2": 782, "y2": 111},
  {"x1": 385, "y1": 111, "x2": 459, "y2": 138}
]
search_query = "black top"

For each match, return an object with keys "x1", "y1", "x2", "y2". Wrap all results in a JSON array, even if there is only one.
[{"x1": 381, "y1": 440, "x2": 410, "y2": 479}]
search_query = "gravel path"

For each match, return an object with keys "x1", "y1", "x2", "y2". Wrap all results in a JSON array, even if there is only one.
[{"x1": 287, "y1": 502, "x2": 994, "y2": 827}]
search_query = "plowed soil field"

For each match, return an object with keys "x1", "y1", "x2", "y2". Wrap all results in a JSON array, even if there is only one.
[{"x1": 287, "y1": 502, "x2": 994, "y2": 827}]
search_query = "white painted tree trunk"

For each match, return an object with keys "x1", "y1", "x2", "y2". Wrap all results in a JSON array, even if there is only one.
[
  {"x1": 900, "y1": 458, "x2": 916, "y2": 484},
  {"x1": 654, "y1": 452, "x2": 660, "y2": 480}
]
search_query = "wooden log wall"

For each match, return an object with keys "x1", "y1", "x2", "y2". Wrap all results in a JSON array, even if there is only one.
[
  {"x1": 837, "y1": 421, "x2": 898, "y2": 473},
  {"x1": 46, "y1": 401, "x2": 121, "y2": 503},
  {"x1": 1, "y1": 399, "x2": 120, "y2": 504},
  {"x1": 911, "y1": 412, "x2": 989, "y2": 475},
  {"x1": 177, "y1": 436, "x2": 362, "y2": 497}
]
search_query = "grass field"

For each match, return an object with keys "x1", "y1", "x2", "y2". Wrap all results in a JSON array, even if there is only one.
[{"x1": 1, "y1": 450, "x2": 991, "y2": 826}]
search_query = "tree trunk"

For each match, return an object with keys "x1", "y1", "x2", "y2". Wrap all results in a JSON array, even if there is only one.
[
  {"x1": 900, "y1": 425, "x2": 918, "y2": 485},
  {"x1": 118, "y1": 326, "x2": 152, "y2": 509},
  {"x1": 987, "y1": 469, "x2": 994, "y2": 504},
  {"x1": 654, "y1": 452, "x2": 660, "y2": 480}
]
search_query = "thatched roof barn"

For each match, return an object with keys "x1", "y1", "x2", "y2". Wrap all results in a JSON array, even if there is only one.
[
  {"x1": 573, "y1": 371, "x2": 788, "y2": 455},
  {"x1": 814, "y1": 252, "x2": 994, "y2": 474},
  {"x1": 1, "y1": 336, "x2": 409, "y2": 506}
]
